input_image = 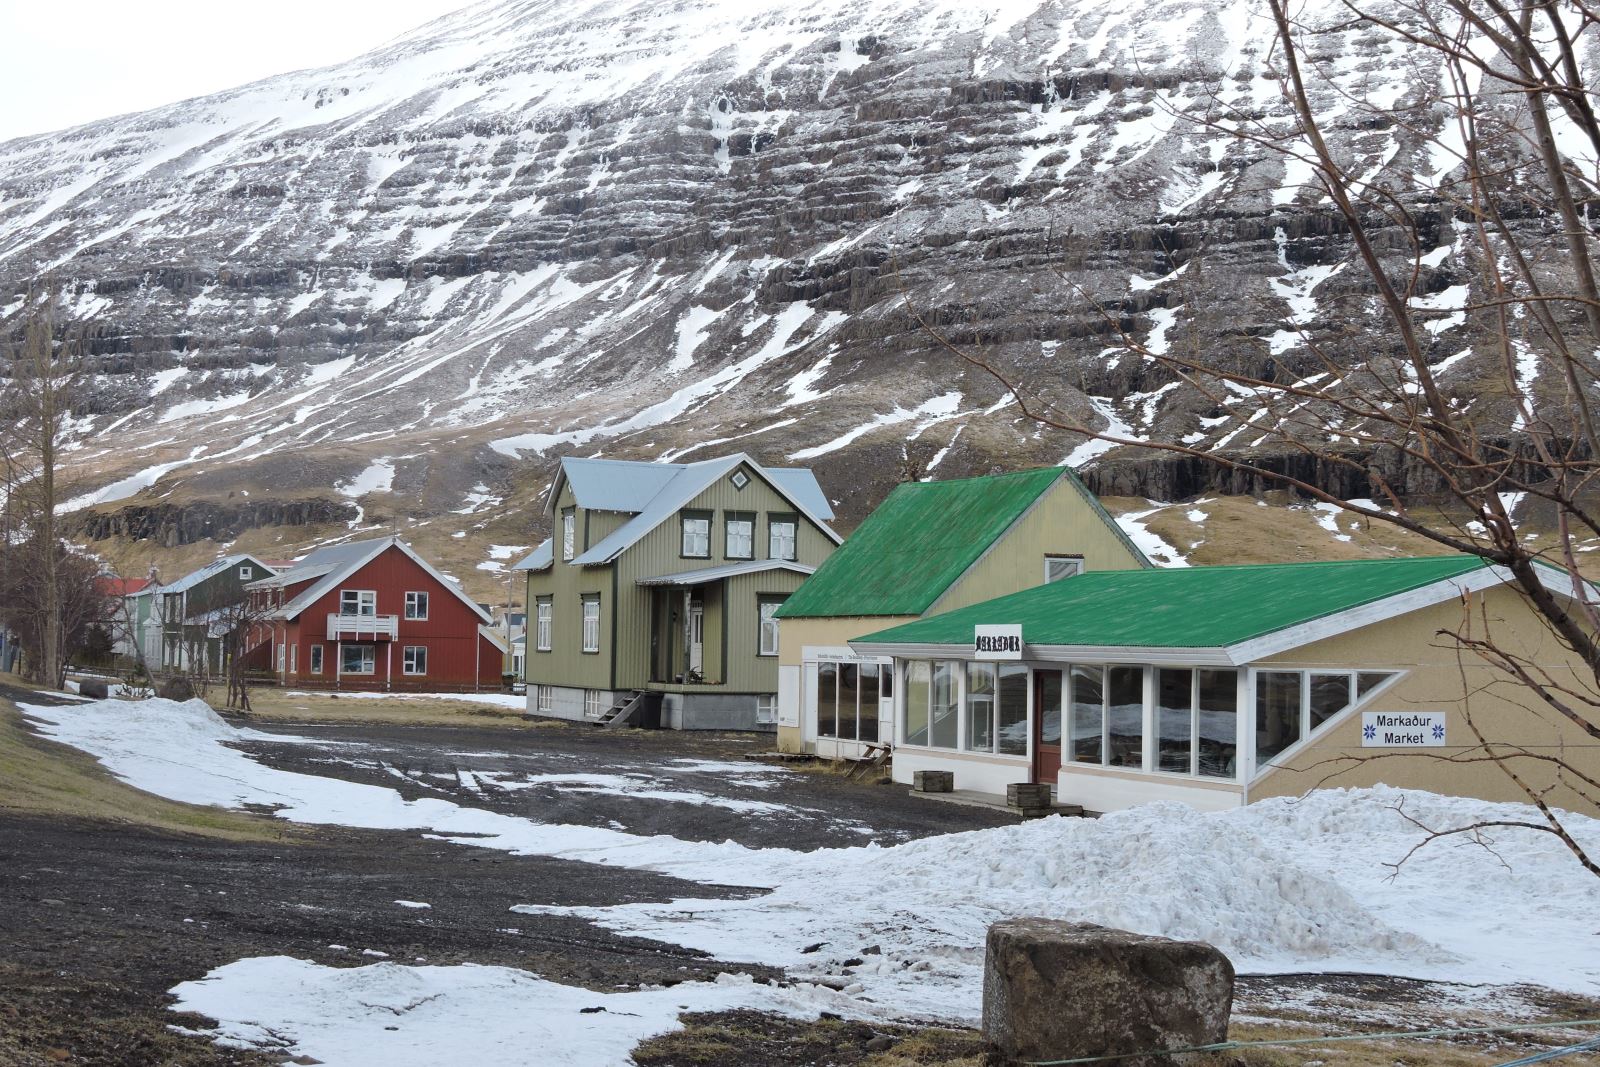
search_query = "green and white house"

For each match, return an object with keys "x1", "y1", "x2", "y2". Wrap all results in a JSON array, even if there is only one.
[
  {"x1": 774, "y1": 467, "x2": 1151, "y2": 759},
  {"x1": 150, "y1": 554, "x2": 277, "y2": 675},
  {"x1": 849, "y1": 555, "x2": 1600, "y2": 813},
  {"x1": 514, "y1": 454, "x2": 839, "y2": 730}
]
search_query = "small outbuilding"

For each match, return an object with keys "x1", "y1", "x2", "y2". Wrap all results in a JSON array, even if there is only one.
[{"x1": 850, "y1": 555, "x2": 1600, "y2": 812}]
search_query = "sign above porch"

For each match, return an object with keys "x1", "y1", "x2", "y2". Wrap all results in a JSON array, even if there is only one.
[{"x1": 974, "y1": 624, "x2": 1023, "y2": 660}]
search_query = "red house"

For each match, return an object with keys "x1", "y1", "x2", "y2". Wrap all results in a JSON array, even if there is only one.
[{"x1": 245, "y1": 536, "x2": 506, "y2": 691}]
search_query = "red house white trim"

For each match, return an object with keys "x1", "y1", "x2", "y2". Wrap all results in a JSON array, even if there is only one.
[{"x1": 245, "y1": 536, "x2": 504, "y2": 691}]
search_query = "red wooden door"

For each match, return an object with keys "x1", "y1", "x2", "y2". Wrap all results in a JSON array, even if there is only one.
[{"x1": 1033, "y1": 669, "x2": 1064, "y2": 784}]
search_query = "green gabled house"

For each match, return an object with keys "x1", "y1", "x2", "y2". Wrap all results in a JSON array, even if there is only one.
[
  {"x1": 513, "y1": 453, "x2": 839, "y2": 730},
  {"x1": 774, "y1": 467, "x2": 1150, "y2": 759}
]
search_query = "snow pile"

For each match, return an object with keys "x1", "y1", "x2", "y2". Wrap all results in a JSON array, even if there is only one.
[
  {"x1": 283, "y1": 690, "x2": 526, "y2": 710},
  {"x1": 169, "y1": 958, "x2": 840, "y2": 1067}
]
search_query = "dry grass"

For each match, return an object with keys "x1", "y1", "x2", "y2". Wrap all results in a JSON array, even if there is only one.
[
  {"x1": 0, "y1": 676, "x2": 289, "y2": 841},
  {"x1": 230, "y1": 686, "x2": 560, "y2": 731}
]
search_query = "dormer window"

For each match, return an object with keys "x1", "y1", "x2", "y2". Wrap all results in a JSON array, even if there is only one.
[
  {"x1": 1044, "y1": 555, "x2": 1084, "y2": 583},
  {"x1": 562, "y1": 508, "x2": 576, "y2": 561}
]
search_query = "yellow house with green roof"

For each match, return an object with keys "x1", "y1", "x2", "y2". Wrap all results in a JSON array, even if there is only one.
[
  {"x1": 849, "y1": 556, "x2": 1600, "y2": 814},
  {"x1": 773, "y1": 467, "x2": 1151, "y2": 758}
]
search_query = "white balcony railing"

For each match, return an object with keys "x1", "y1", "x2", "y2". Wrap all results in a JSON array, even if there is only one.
[{"x1": 326, "y1": 613, "x2": 398, "y2": 640}]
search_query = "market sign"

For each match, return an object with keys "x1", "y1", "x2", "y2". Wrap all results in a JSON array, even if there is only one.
[
  {"x1": 974, "y1": 624, "x2": 1023, "y2": 660},
  {"x1": 1361, "y1": 711, "x2": 1446, "y2": 748}
]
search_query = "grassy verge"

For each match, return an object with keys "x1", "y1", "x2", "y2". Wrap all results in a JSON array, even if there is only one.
[
  {"x1": 225, "y1": 686, "x2": 559, "y2": 731},
  {"x1": 0, "y1": 679, "x2": 290, "y2": 841}
]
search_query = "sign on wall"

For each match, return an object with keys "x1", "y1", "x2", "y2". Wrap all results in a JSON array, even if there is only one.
[
  {"x1": 974, "y1": 624, "x2": 1023, "y2": 660},
  {"x1": 1361, "y1": 711, "x2": 1446, "y2": 748}
]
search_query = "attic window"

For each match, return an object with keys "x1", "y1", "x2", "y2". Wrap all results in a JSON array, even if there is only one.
[
  {"x1": 1044, "y1": 556, "x2": 1084, "y2": 583},
  {"x1": 730, "y1": 470, "x2": 750, "y2": 490}
]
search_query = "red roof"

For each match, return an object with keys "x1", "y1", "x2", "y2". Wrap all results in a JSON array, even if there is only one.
[{"x1": 98, "y1": 577, "x2": 151, "y2": 597}]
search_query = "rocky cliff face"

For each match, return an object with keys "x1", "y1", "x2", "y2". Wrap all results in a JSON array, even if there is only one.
[{"x1": 0, "y1": 0, "x2": 1586, "y2": 545}]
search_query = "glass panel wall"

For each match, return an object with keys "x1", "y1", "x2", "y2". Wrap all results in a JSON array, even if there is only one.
[
  {"x1": 817, "y1": 662, "x2": 838, "y2": 738},
  {"x1": 1255, "y1": 671, "x2": 1302, "y2": 764},
  {"x1": 1038, "y1": 670, "x2": 1063, "y2": 750},
  {"x1": 1157, "y1": 668, "x2": 1193, "y2": 773},
  {"x1": 1309, "y1": 673, "x2": 1352, "y2": 730},
  {"x1": 997, "y1": 663, "x2": 1029, "y2": 756},
  {"x1": 1069, "y1": 665, "x2": 1103, "y2": 764},
  {"x1": 1106, "y1": 667, "x2": 1144, "y2": 768},
  {"x1": 904, "y1": 662, "x2": 930, "y2": 746},
  {"x1": 1197, "y1": 669, "x2": 1238, "y2": 778},
  {"x1": 837, "y1": 663, "x2": 860, "y2": 741},
  {"x1": 966, "y1": 663, "x2": 995, "y2": 751},
  {"x1": 859, "y1": 664, "x2": 880, "y2": 744},
  {"x1": 930, "y1": 661, "x2": 959, "y2": 749}
]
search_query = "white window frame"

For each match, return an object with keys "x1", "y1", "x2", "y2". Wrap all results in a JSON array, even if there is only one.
[
  {"x1": 340, "y1": 589, "x2": 377, "y2": 617},
  {"x1": 536, "y1": 685, "x2": 553, "y2": 714},
  {"x1": 404, "y1": 591, "x2": 429, "y2": 620},
  {"x1": 768, "y1": 517, "x2": 797, "y2": 561},
  {"x1": 755, "y1": 694, "x2": 777, "y2": 724},
  {"x1": 581, "y1": 597, "x2": 601, "y2": 654},
  {"x1": 1044, "y1": 555, "x2": 1084, "y2": 583},
  {"x1": 583, "y1": 689, "x2": 606, "y2": 719},
  {"x1": 341, "y1": 644, "x2": 376, "y2": 675},
  {"x1": 238, "y1": 565, "x2": 254, "y2": 580},
  {"x1": 726, "y1": 515, "x2": 754, "y2": 559},
  {"x1": 276, "y1": 644, "x2": 286, "y2": 672},
  {"x1": 562, "y1": 509, "x2": 576, "y2": 561},
  {"x1": 681, "y1": 513, "x2": 711, "y2": 558},
  {"x1": 290, "y1": 644, "x2": 297, "y2": 674},
  {"x1": 535, "y1": 598, "x2": 553, "y2": 652},
  {"x1": 309, "y1": 644, "x2": 324, "y2": 675},
  {"x1": 402, "y1": 645, "x2": 428, "y2": 676},
  {"x1": 757, "y1": 598, "x2": 782, "y2": 657},
  {"x1": 1249, "y1": 667, "x2": 1405, "y2": 781}
]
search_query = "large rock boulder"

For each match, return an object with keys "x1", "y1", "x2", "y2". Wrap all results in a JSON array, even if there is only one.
[
  {"x1": 983, "y1": 919, "x2": 1233, "y2": 1067},
  {"x1": 76, "y1": 679, "x2": 109, "y2": 700},
  {"x1": 157, "y1": 677, "x2": 196, "y2": 702}
]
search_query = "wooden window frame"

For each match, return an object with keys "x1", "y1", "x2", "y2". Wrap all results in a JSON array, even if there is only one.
[
  {"x1": 724, "y1": 511, "x2": 756, "y2": 560},
  {"x1": 767, "y1": 512, "x2": 799, "y2": 562},
  {"x1": 404, "y1": 591, "x2": 429, "y2": 620},
  {"x1": 402, "y1": 645, "x2": 428, "y2": 676},
  {"x1": 581, "y1": 595, "x2": 601, "y2": 654},
  {"x1": 561, "y1": 507, "x2": 577, "y2": 561},
  {"x1": 535, "y1": 597, "x2": 553, "y2": 652},
  {"x1": 680, "y1": 510, "x2": 713, "y2": 559}
]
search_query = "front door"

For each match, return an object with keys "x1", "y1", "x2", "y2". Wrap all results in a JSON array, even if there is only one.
[
  {"x1": 1033, "y1": 669, "x2": 1064, "y2": 784},
  {"x1": 688, "y1": 604, "x2": 704, "y2": 677}
]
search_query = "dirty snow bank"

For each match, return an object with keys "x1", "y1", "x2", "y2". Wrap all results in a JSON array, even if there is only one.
[
  {"x1": 283, "y1": 690, "x2": 526, "y2": 710},
  {"x1": 520, "y1": 787, "x2": 1600, "y2": 1020}
]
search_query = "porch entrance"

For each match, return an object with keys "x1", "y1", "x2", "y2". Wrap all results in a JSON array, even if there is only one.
[
  {"x1": 1033, "y1": 668, "x2": 1063, "y2": 784},
  {"x1": 688, "y1": 604, "x2": 704, "y2": 676}
]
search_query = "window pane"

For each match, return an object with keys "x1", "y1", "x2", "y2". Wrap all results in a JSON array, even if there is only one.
[
  {"x1": 1197, "y1": 669, "x2": 1238, "y2": 779},
  {"x1": 1255, "y1": 671, "x2": 1302, "y2": 765},
  {"x1": 930, "y1": 661, "x2": 959, "y2": 749},
  {"x1": 966, "y1": 662, "x2": 995, "y2": 752},
  {"x1": 859, "y1": 664, "x2": 880, "y2": 743},
  {"x1": 1070, "y1": 665, "x2": 1103, "y2": 764},
  {"x1": 997, "y1": 663, "x2": 1029, "y2": 756},
  {"x1": 838, "y1": 663, "x2": 860, "y2": 742},
  {"x1": 1357, "y1": 671, "x2": 1392, "y2": 698},
  {"x1": 817, "y1": 662, "x2": 837, "y2": 738},
  {"x1": 1037, "y1": 670, "x2": 1063, "y2": 747},
  {"x1": 1107, "y1": 667, "x2": 1144, "y2": 768},
  {"x1": 1310, "y1": 673, "x2": 1352, "y2": 731},
  {"x1": 904, "y1": 662, "x2": 929, "y2": 746},
  {"x1": 1157, "y1": 668, "x2": 1193, "y2": 773},
  {"x1": 727, "y1": 520, "x2": 753, "y2": 558}
]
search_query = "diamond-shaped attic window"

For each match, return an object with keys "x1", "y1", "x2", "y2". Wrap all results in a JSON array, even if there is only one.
[{"x1": 730, "y1": 470, "x2": 749, "y2": 490}]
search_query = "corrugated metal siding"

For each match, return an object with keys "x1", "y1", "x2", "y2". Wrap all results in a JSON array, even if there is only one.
[
  {"x1": 524, "y1": 558, "x2": 614, "y2": 690},
  {"x1": 722, "y1": 568, "x2": 810, "y2": 690},
  {"x1": 933, "y1": 478, "x2": 1149, "y2": 612}
]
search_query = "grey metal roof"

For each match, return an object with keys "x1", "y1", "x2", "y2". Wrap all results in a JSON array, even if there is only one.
[
  {"x1": 512, "y1": 538, "x2": 553, "y2": 572},
  {"x1": 569, "y1": 453, "x2": 839, "y2": 566},
  {"x1": 637, "y1": 560, "x2": 817, "y2": 586},
  {"x1": 160, "y1": 554, "x2": 272, "y2": 596},
  {"x1": 766, "y1": 467, "x2": 834, "y2": 521},
  {"x1": 555, "y1": 457, "x2": 682, "y2": 514},
  {"x1": 249, "y1": 562, "x2": 338, "y2": 589}
]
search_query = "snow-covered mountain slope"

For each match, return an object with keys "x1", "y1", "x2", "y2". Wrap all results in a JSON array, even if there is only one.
[{"x1": 0, "y1": 0, "x2": 1588, "y2": 542}]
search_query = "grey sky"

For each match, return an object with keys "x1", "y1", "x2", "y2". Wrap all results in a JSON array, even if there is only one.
[{"x1": 0, "y1": 1, "x2": 480, "y2": 142}]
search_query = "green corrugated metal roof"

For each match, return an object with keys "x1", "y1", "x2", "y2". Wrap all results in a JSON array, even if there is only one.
[
  {"x1": 776, "y1": 468, "x2": 1068, "y2": 618},
  {"x1": 853, "y1": 555, "x2": 1492, "y2": 649}
]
